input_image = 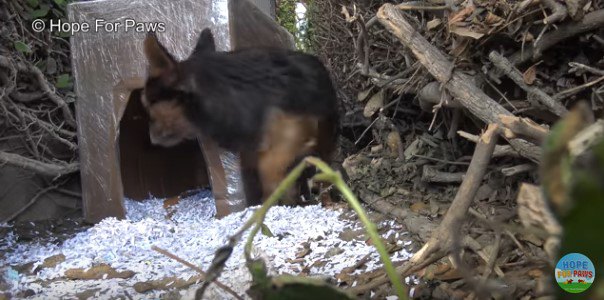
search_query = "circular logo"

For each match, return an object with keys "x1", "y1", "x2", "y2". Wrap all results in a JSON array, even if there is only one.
[{"x1": 555, "y1": 253, "x2": 595, "y2": 293}]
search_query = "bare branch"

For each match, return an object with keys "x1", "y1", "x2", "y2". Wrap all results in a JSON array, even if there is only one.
[
  {"x1": 489, "y1": 51, "x2": 567, "y2": 116},
  {"x1": 0, "y1": 150, "x2": 79, "y2": 177}
]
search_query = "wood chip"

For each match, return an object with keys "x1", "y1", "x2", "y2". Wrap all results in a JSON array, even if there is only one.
[{"x1": 65, "y1": 264, "x2": 135, "y2": 280}]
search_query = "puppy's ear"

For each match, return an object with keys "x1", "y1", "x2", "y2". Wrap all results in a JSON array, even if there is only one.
[
  {"x1": 192, "y1": 28, "x2": 215, "y2": 54},
  {"x1": 144, "y1": 31, "x2": 177, "y2": 79}
]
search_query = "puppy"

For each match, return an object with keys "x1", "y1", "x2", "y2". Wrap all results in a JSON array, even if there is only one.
[{"x1": 141, "y1": 28, "x2": 339, "y2": 206}]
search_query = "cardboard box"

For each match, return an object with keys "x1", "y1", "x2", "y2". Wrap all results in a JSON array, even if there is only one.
[{"x1": 69, "y1": 0, "x2": 293, "y2": 223}]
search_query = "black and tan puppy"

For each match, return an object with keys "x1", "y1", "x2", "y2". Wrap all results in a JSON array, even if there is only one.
[{"x1": 141, "y1": 29, "x2": 339, "y2": 206}]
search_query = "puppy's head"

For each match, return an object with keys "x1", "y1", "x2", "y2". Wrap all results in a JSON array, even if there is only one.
[{"x1": 141, "y1": 29, "x2": 215, "y2": 147}]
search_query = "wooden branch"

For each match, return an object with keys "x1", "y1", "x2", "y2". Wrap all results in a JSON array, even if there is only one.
[
  {"x1": 151, "y1": 246, "x2": 243, "y2": 300},
  {"x1": 447, "y1": 108, "x2": 462, "y2": 139},
  {"x1": 365, "y1": 1, "x2": 450, "y2": 27},
  {"x1": 418, "y1": 81, "x2": 463, "y2": 111},
  {"x1": 0, "y1": 55, "x2": 76, "y2": 127},
  {"x1": 499, "y1": 114, "x2": 550, "y2": 145},
  {"x1": 568, "y1": 62, "x2": 604, "y2": 76},
  {"x1": 408, "y1": 124, "x2": 499, "y2": 274},
  {"x1": 10, "y1": 91, "x2": 45, "y2": 102},
  {"x1": 540, "y1": 0, "x2": 568, "y2": 24},
  {"x1": 496, "y1": 9, "x2": 604, "y2": 71},
  {"x1": 377, "y1": 4, "x2": 541, "y2": 162},
  {"x1": 501, "y1": 163, "x2": 535, "y2": 176},
  {"x1": 352, "y1": 124, "x2": 500, "y2": 294},
  {"x1": 516, "y1": 183, "x2": 562, "y2": 236},
  {"x1": 553, "y1": 75, "x2": 604, "y2": 100},
  {"x1": 565, "y1": 0, "x2": 589, "y2": 20},
  {"x1": 516, "y1": 183, "x2": 562, "y2": 259},
  {"x1": 433, "y1": 124, "x2": 500, "y2": 240},
  {"x1": 458, "y1": 130, "x2": 522, "y2": 158},
  {"x1": 489, "y1": 51, "x2": 568, "y2": 116},
  {"x1": 569, "y1": 119, "x2": 604, "y2": 158},
  {"x1": 359, "y1": 189, "x2": 409, "y2": 220},
  {"x1": 0, "y1": 150, "x2": 79, "y2": 177},
  {"x1": 421, "y1": 165, "x2": 464, "y2": 183}
]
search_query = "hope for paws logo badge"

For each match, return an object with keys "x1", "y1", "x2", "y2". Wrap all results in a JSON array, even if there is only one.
[{"x1": 556, "y1": 253, "x2": 595, "y2": 293}]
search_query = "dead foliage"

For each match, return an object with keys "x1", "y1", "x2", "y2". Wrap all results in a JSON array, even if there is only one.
[{"x1": 310, "y1": 0, "x2": 604, "y2": 298}]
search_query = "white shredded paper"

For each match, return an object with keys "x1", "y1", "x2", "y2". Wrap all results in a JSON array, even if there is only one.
[{"x1": 0, "y1": 190, "x2": 412, "y2": 299}]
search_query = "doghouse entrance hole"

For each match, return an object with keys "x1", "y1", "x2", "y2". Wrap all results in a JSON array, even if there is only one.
[{"x1": 118, "y1": 89, "x2": 210, "y2": 200}]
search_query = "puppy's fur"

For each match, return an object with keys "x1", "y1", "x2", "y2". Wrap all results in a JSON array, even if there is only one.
[{"x1": 142, "y1": 29, "x2": 339, "y2": 206}]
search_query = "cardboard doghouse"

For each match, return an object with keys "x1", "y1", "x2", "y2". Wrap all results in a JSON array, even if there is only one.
[{"x1": 68, "y1": 0, "x2": 294, "y2": 223}]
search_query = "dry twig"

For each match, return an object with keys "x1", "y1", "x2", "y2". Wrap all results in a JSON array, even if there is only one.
[
  {"x1": 489, "y1": 51, "x2": 567, "y2": 116},
  {"x1": 1, "y1": 184, "x2": 58, "y2": 223},
  {"x1": 151, "y1": 246, "x2": 243, "y2": 300}
]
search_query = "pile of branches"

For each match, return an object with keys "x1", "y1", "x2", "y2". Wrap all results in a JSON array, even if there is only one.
[
  {"x1": 310, "y1": 0, "x2": 604, "y2": 298},
  {"x1": 0, "y1": 0, "x2": 78, "y2": 179},
  {"x1": 311, "y1": 0, "x2": 603, "y2": 149}
]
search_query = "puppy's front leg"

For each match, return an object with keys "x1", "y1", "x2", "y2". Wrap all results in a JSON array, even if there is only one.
[{"x1": 239, "y1": 149, "x2": 264, "y2": 207}]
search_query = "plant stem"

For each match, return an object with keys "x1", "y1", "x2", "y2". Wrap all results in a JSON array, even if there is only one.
[
  {"x1": 306, "y1": 157, "x2": 408, "y2": 299},
  {"x1": 244, "y1": 161, "x2": 309, "y2": 259},
  {"x1": 240, "y1": 156, "x2": 408, "y2": 299}
]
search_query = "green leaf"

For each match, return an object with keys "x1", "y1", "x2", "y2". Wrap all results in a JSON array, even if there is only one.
[
  {"x1": 31, "y1": 5, "x2": 50, "y2": 18},
  {"x1": 54, "y1": 0, "x2": 66, "y2": 5},
  {"x1": 260, "y1": 224, "x2": 274, "y2": 237},
  {"x1": 14, "y1": 41, "x2": 31, "y2": 54},
  {"x1": 56, "y1": 74, "x2": 71, "y2": 89}
]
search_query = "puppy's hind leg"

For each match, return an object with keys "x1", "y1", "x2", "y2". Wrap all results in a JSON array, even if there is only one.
[{"x1": 258, "y1": 110, "x2": 318, "y2": 206}]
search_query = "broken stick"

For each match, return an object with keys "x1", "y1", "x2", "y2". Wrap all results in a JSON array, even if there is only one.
[
  {"x1": 568, "y1": 119, "x2": 604, "y2": 158},
  {"x1": 489, "y1": 51, "x2": 568, "y2": 117},
  {"x1": 499, "y1": 114, "x2": 550, "y2": 145},
  {"x1": 352, "y1": 124, "x2": 500, "y2": 294},
  {"x1": 458, "y1": 130, "x2": 521, "y2": 158},
  {"x1": 421, "y1": 165, "x2": 464, "y2": 183},
  {"x1": 410, "y1": 124, "x2": 500, "y2": 266}
]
